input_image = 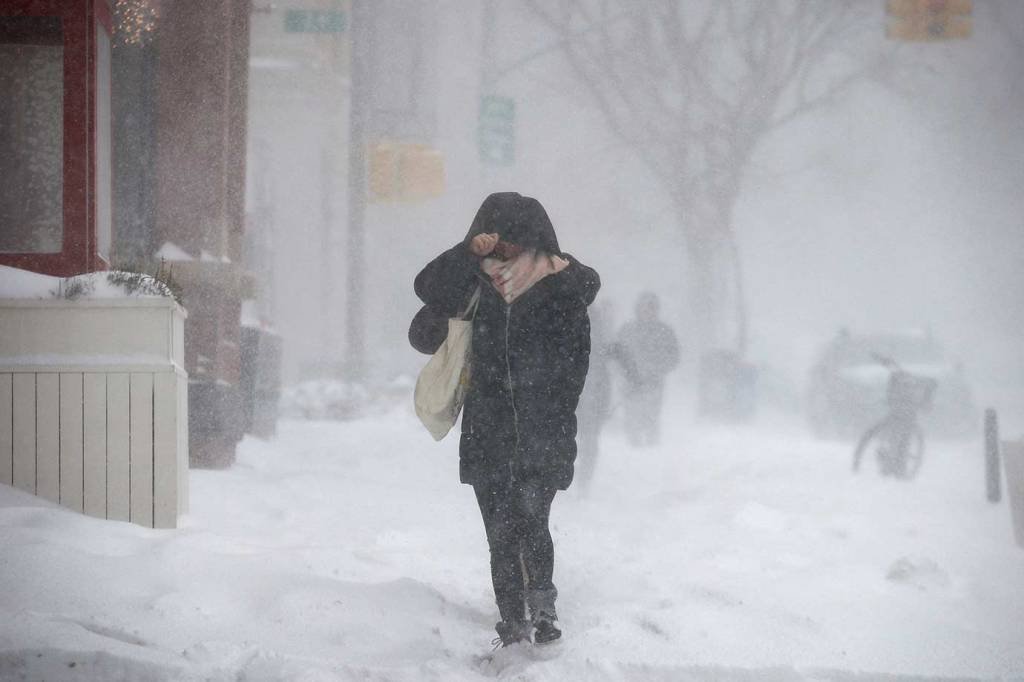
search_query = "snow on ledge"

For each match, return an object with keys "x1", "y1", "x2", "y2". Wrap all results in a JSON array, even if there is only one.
[
  {"x1": 0, "y1": 265, "x2": 175, "y2": 301},
  {"x1": 0, "y1": 265, "x2": 56, "y2": 299},
  {"x1": 154, "y1": 241, "x2": 194, "y2": 262},
  {"x1": 0, "y1": 353, "x2": 170, "y2": 368},
  {"x1": 199, "y1": 249, "x2": 232, "y2": 264}
]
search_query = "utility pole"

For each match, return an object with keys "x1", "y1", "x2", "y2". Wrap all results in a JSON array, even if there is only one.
[
  {"x1": 481, "y1": 0, "x2": 496, "y2": 89},
  {"x1": 478, "y1": 0, "x2": 515, "y2": 169},
  {"x1": 320, "y1": 144, "x2": 338, "y2": 371},
  {"x1": 346, "y1": 0, "x2": 368, "y2": 380}
]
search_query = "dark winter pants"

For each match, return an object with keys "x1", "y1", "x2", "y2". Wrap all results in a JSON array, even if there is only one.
[
  {"x1": 575, "y1": 415, "x2": 602, "y2": 493},
  {"x1": 473, "y1": 478, "x2": 558, "y2": 624},
  {"x1": 625, "y1": 381, "x2": 665, "y2": 447}
]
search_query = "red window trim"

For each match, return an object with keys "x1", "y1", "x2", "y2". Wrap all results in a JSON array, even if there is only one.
[{"x1": 0, "y1": 0, "x2": 113, "y2": 277}]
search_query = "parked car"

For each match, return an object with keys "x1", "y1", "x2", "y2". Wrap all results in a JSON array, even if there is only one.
[{"x1": 806, "y1": 329, "x2": 975, "y2": 439}]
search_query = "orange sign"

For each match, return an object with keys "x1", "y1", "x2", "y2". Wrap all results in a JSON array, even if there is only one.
[
  {"x1": 368, "y1": 142, "x2": 445, "y2": 203},
  {"x1": 886, "y1": 0, "x2": 972, "y2": 41}
]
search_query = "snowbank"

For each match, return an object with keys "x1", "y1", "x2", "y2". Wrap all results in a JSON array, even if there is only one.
[
  {"x1": 0, "y1": 390, "x2": 1021, "y2": 680},
  {"x1": 280, "y1": 377, "x2": 413, "y2": 421}
]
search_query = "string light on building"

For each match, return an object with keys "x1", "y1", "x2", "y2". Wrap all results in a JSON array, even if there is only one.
[{"x1": 115, "y1": 0, "x2": 160, "y2": 46}]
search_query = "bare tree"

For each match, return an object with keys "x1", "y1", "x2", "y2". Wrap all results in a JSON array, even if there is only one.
[
  {"x1": 992, "y1": 1, "x2": 1024, "y2": 49},
  {"x1": 990, "y1": 1, "x2": 1024, "y2": 94},
  {"x1": 524, "y1": 1, "x2": 896, "y2": 353}
]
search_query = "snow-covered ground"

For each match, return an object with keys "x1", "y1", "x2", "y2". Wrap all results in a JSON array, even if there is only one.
[{"x1": 2, "y1": 390, "x2": 1022, "y2": 681}]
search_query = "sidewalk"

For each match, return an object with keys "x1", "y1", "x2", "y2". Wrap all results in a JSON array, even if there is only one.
[{"x1": 1, "y1": 398, "x2": 1022, "y2": 680}]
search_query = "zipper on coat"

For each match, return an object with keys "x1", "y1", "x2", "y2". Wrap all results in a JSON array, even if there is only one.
[{"x1": 504, "y1": 304, "x2": 521, "y2": 482}]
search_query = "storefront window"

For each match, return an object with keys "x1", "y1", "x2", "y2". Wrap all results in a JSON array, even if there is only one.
[{"x1": 0, "y1": 16, "x2": 64, "y2": 254}]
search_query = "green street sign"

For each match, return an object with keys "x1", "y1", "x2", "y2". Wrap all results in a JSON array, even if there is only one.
[
  {"x1": 479, "y1": 95, "x2": 515, "y2": 166},
  {"x1": 284, "y1": 9, "x2": 346, "y2": 34}
]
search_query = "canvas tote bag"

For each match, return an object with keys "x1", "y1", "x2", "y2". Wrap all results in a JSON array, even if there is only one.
[{"x1": 414, "y1": 286, "x2": 481, "y2": 440}]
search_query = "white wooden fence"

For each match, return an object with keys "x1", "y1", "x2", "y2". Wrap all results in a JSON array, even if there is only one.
[{"x1": 0, "y1": 298, "x2": 188, "y2": 528}]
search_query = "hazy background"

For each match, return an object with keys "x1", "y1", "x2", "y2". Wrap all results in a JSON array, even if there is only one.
[{"x1": 245, "y1": 0, "x2": 1024, "y2": 425}]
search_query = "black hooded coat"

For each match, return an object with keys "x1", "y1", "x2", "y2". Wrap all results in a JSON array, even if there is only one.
[{"x1": 413, "y1": 193, "x2": 600, "y2": 490}]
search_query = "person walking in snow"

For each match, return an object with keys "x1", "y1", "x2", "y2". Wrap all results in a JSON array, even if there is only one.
[
  {"x1": 575, "y1": 301, "x2": 637, "y2": 494},
  {"x1": 413, "y1": 192, "x2": 600, "y2": 647},
  {"x1": 617, "y1": 291, "x2": 680, "y2": 447}
]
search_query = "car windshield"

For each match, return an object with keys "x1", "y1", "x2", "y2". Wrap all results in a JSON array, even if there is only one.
[{"x1": 832, "y1": 334, "x2": 944, "y2": 368}]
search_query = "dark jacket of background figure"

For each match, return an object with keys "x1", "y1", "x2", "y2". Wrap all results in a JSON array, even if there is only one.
[
  {"x1": 413, "y1": 193, "x2": 601, "y2": 490},
  {"x1": 618, "y1": 317, "x2": 680, "y2": 388}
]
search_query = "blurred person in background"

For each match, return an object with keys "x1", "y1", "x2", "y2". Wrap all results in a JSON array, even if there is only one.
[
  {"x1": 576, "y1": 300, "x2": 638, "y2": 494},
  {"x1": 618, "y1": 291, "x2": 680, "y2": 446},
  {"x1": 413, "y1": 192, "x2": 600, "y2": 648}
]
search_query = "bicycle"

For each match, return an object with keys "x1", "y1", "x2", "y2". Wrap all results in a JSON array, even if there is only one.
[{"x1": 852, "y1": 353, "x2": 937, "y2": 480}]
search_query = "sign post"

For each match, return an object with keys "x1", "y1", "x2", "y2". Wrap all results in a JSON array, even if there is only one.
[
  {"x1": 985, "y1": 408, "x2": 1001, "y2": 503},
  {"x1": 1003, "y1": 439, "x2": 1024, "y2": 549}
]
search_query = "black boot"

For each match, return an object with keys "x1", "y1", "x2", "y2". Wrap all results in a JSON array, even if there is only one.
[
  {"x1": 532, "y1": 614, "x2": 561, "y2": 644},
  {"x1": 527, "y1": 587, "x2": 561, "y2": 644},
  {"x1": 492, "y1": 620, "x2": 530, "y2": 648}
]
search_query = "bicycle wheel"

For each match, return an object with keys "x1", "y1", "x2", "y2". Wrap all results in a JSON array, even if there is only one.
[{"x1": 899, "y1": 424, "x2": 925, "y2": 480}]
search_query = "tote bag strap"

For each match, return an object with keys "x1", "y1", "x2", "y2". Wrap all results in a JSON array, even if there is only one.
[{"x1": 460, "y1": 286, "x2": 482, "y2": 320}]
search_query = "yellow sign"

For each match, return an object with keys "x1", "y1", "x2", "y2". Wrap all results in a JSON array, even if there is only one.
[
  {"x1": 886, "y1": 0, "x2": 972, "y2": 41},
  {"x1": 368, "y1": 142, "x2": 445, "y2": 203}
]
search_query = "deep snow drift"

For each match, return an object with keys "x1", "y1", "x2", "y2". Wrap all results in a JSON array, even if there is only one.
[{"x1": 1, "y1": 390, "x2": 1022, "y2": 681}]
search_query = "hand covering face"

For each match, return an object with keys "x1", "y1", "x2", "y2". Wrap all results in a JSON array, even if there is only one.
[{"x1": 481, "y1": 249, "x2": 570, "y2": 304}]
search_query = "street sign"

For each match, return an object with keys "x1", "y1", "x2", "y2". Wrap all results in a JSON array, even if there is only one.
[
  {"x1": 886, "y1": 0, "x2": 972, "y2": 41},
  {"x1": 284, "y1": 9, "x2": 345, "y2": 34},
  {"x1": 479, "y1": 95, "x2": 515, "y2": 166}
]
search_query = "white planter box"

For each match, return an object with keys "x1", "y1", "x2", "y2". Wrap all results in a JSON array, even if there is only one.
[{"x1": 0, "y1": 298, "x2": 188, "y2": 528}]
